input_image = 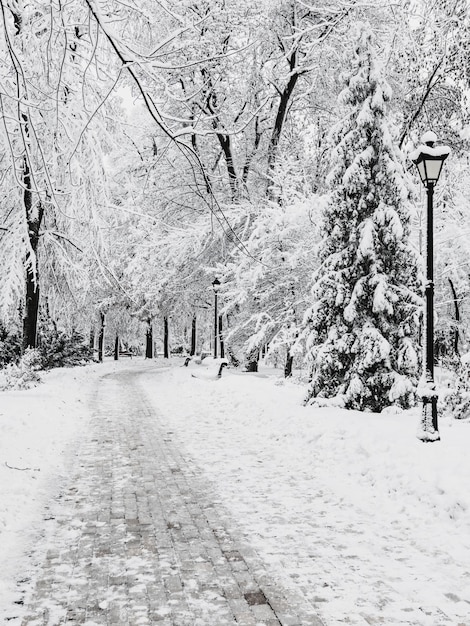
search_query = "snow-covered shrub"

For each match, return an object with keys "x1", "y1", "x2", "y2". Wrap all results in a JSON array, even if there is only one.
[
  {"x1": 226, "y1": 346, "x2": 240, "y2": 368},
  {"x1": 1, "y1": 349, "x2": 42, "y2": 390},
  {"x1": 37, "y1": 328, "x2": 93, "y2": 369},
  {"x1": 443, "y1": 353, "x2": 470, "y2": 420},
  {"x1": 0, "y1": 323, "x2": 21, "y2": 368}
]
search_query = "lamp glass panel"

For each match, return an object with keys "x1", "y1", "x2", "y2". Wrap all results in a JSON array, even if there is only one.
[
  {"x1": 416, "y1": 160, "x2": 427, "y2": 184},
  {"x1": 424, "y1": 158, "x2": 443, "y2": 182}
]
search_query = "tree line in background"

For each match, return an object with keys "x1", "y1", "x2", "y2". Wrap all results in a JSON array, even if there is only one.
[{"x1": 1, "y1": 0, "x2": 470, "y2": 411}]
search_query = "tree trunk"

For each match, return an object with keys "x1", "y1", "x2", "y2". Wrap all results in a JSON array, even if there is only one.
[
  {"x1": 114, "y1": 335, "x2": 119, "y2": 360},
  {"x1": 448, "y1": 277, "x2": 460, "y2": 357},
  {"x1": 145, "y1": 319, "x2": 153, "y2": 358},
  {"x1": 23, "y1": 268, "x2": 40, "y2": 350},
  {"x1": 200, "y1": 67, "x2": 239, "y2": 201},
  {"x1": 98, "y1": 312, "x2": 105, "y2": 362},
  {"x1": 164, "y1": 316, "x2": 169, "y2": 358},
  {"x1": 218, "y1": 315, "x2": 225, "y2": 359},
  {"x1": 267, "y1": 70, "x2": 299, "y2": 177},
  {"x1": 12, "y1": 2, "x2": 42, "y2": 351},
  {"x1": 217, "y1": 133, "x2": 238, "y2": 200},
  {"x1": 284, "y1": 351, "x2": 294, "y2": 378},
  {"x1": 22, "y1": 159, "x2": 43, "y2": 350},
  {"x1": 284, "y1": 328, "x2": 298, "y2": 378},
  {"x1": 190, "y1": 315, "x2": 197, "y2": 356},
  {"x1": 266, "y1": 46, "x2": 300, "y2": 202},
  {"x1": 89, "y1": 327, "x2": 95, "y2": 351}
]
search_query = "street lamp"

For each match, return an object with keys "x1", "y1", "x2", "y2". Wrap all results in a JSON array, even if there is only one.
[
  {"x1": 212, "y1": 278, "x2": 221, "y2": 358},
  {"x1": 411, "y1": 131, "x2": 450, "y2": 442}
]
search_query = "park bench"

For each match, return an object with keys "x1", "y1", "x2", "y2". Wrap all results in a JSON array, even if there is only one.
[{"x1": 190, "y1": 358, "x2": 228, "y2": 380}]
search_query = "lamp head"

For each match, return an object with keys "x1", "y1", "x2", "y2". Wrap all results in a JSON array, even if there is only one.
[{"x1": 410, "y1": 132, "x2": 450, "y2": 188}]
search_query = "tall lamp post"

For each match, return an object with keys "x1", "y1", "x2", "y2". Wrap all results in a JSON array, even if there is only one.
[
  {"x1": 212, "y1": 278, "x2": 221, "y2": 358},
  {"x1": 411, "y1": 131, "x2": 450, "y2": 442}
]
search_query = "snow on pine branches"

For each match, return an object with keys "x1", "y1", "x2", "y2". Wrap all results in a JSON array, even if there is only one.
[{"x1": 304, "y1": 24, "x2": 422, "y2": 412}]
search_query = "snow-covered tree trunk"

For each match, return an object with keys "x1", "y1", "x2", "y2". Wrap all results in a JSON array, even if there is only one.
[
  {"x1": 448, "y1": 278, "x2": 460, "y2": 358},
  {"x1": 190, "y1": 316, "x2": 197, "y2": 356},
  {"x1": 6, "y1": 5, "x2": 44, "y2": 350},
  {"x1": 218, "y1": 315, "x2": 225, "y2": 359},
  {"x1": 98, "y1": 313, "x2": 105, "y2": 363},
  {"x1": 145, "y1": 320, "x2": 153, "y2": 359},
  {"x1": 164, "y1": 317, "x2": 169, "y2": 359},
  {"x1": 284, "y1": 351, "x2": 294, "y2": 378},
  {"x1": 22, "y1": 159, "x2": 43, "y2": 350}
]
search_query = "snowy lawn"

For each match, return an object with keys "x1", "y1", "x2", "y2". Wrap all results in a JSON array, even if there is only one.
[
  {"x1": 1, "y1": 358, "x2": 470, "y2": 625},
  {"x1": 0, "y1": 364, "x2": 92, "y2": 610}
]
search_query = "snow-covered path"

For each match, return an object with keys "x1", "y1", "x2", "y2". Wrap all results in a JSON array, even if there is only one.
[
  {"x1": 13, "y1": 365, "x2": 320, "y2": 625},
  {"x1": 1, "y1": 359, "x2": 470, "y2": 625}
]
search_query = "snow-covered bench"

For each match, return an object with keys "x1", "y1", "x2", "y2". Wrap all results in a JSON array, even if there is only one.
[{"x1": 190, "y1": 358, "x2": 228, "y2": 380}]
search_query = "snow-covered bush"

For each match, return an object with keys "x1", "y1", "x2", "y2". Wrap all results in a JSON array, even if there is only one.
[
  {"x1": 0, "y1": 323, "x2": 21, "y2": 368},
  {"x1": 1, "y1": 349, "x2": 42, "y2": 391},
  {"x1": 442, "y1": 353, "x2": 470, "y2": 420},
  {"x1": 37, "y1": 328, "x2": 93, "y2": 369}
]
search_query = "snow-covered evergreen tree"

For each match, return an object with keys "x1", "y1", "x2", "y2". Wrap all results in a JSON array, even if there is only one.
[{"x1": 304, "y1": 24, "x2": 422, "y2": 412}]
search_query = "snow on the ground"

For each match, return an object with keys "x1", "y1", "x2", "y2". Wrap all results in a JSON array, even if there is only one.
[
  {"x1": 142, "y1": 360, "x2": 470, "y2": 625},
  {"x1": 1, "y1": 357, "x2": 470, "y2": 625}
]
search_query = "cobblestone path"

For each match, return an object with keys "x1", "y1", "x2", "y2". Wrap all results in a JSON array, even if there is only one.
[{"x1": 19, "y1": 366, "x2": 323, "y2": 626}]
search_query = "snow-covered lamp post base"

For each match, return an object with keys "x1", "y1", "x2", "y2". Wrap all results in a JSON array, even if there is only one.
[
  {"x1": 417, "y1": 378, "x2": 440, "y2": 442},
  {"x1": 410, "y1": 131, "x2": 450, "y2": 443}
]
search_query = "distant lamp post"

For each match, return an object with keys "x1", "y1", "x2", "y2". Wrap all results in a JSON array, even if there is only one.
[
  {"x1": 212, "y1": 278, "x2": 221, "y2": 358},
  {"x1": 411, "y1": 131, "x2": 450, "y2": 442}
]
